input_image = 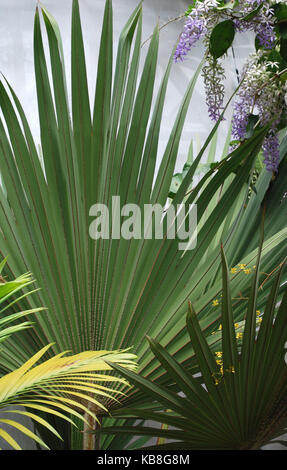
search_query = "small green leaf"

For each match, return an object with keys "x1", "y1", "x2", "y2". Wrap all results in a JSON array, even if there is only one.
[
  {"x1": 280, "y1": 38, "x2": 287, "y2": 62},
  {"x1": 254, "y1": 151, "x2": 264, "y2": 172},
  {"x1": 245, "y1": 114, "x2": 259, "y2": 139},
  {"x1": 242, "y1": 3, "x2": 263, "y2": 22},
  {"x1": 278, "y1": 22, "x2": 287, "y2": 39},
  {"x1": 274, "y1": 5, "x2": 287, "y2": 39},
  {"x1": 278, "y1": 111, "x2": 287, "y2": 131},
  {"x1": 273, "y1": 3, "x2": 287, "y2": 23},
  {"x1": 168, "y1": 161, "x2": 192, "y2": 198},
  {"x1": 168, "y1": 173, "x2": 183, "y2": 198},
  {"x1": 229, "y1": 139, "x2": 240, "y2": 146},
  {"x1": 217, "y1": 0, "x2": 238, "y2": 11},
  {"x1": 209, "y1": 20, "x2": 235, "y2": 59}
]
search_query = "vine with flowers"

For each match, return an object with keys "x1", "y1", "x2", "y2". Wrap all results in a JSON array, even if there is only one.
[{"x1": 175, "y1": 0, "x2": 287, "y2": 173}]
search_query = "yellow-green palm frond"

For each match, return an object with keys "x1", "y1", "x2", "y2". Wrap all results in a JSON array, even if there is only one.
[
  {"x1": 0, "y1": 345, "x2": 137, "y2": 449},
  {"x1": 0, "y1": 259, "x2": 45, "y2": 344}
]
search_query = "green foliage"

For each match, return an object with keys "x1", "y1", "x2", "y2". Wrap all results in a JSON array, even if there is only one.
[
  {"x1": 267, "y1": 50, "x2": 287, "y2": 72},
  {"x1": 217, "y1": 0, "x2": 239, "y2": 11},
  {"x1": 0, "y1": 0, "x2": 286, "y2": 449},
  {"x1": 0, "y1": 264, "x2": 137, "y2": 450},
  {"x1": 242, "y1": 3, "x2": 263, "y2": 22},
  {"x1": 280, "y1": 38, "x2": 287, "y2": 61},
  {"x1": 0, "y1": 260, "x2": 43, "y2": 345},
  {"x1": 209, "y1": 20, "x2": 235, "y2": 59},
  {"x1": 205, "y1": 1, "x2": 287, "y2": 74},
  {"x1": 245, "y1": 114, "x2": 260, "y2": 139},
  {"x1": 274, "y1": 2, "x2": 287, "y2": 20},
  {"x1": 102, "y1": 243, "x2": 287, "y2": 450}
]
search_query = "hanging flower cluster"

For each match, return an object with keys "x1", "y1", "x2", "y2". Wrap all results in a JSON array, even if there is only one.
[
  {"x1": 175, "y1": 0, "x2": 287, "y2": 172},
  {"x1": 202, "y1": 54, "x2": 226, "y2": 121},
  {"x1": 231, "y1": 52, "x2": 286, "y2": 171},
  {"x1": 174, "y1": 0, "x2": 219, "y2": 63}
]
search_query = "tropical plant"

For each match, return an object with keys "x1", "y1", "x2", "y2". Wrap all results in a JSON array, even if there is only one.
[
  {"x1": 102, "y1": 240, "x2": 287, "y2": 450},
  {"x1": 0, "y1": 258, "x2": 43, "y2": 344},
  {"x1": 0, "y1": 346, "x2": 137, "y2": 450},
  {"x1": 0, "y1": 0, "x2": 286, "y2": 449},
  {"x1": 0, "y1": 262, "x2": 137, "y2": 450}
]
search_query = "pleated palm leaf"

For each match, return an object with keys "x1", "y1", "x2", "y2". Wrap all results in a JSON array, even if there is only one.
[
  {"x1": 102, "y1": 240, "x2": 287, "y2": 450},
  {"x1": 0, "y1": 0, "x2": 286, "y2": 449}
]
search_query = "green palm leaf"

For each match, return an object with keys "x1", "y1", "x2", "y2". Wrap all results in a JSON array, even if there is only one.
[
  {"x1": 0, "y1": 259, "x2": 43, "y2": 344},
  {"x1": 103, "y1": 240, "x2": 287, "y2": 449}
]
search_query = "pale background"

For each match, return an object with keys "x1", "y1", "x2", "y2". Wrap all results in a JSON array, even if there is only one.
[{"x1": 0, "y1": 0, "x2": 283, "y2": 450}]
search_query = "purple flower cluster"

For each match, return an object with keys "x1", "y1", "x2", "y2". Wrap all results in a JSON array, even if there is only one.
[
  {"x1": 232, "y1": 103, "x2": 281, "y2": 173},
  {"x1": 174, "y1": 16, "x2": 206, "y2": 62},
  {"x1": 234, "y1": 5, "x2": 276, "y2": 48},
  {"x1": 230, "y1": 51, "x2": 285, "y2": 173},
  {"x1": 263, "y1": 131, "x2": 280, "y2": 172},
  {"x1": 256, "y1": 23, "x2": 276, "y2": 49},
  {"x1": 203, "y1": 58, "x2": 226, "y2": 121},
  {"x1": 234, "y1": 19, "x2": 254, "y2": 33},
  {"x1": 232, "y1": 95, "x2": 281, "y2": 173},
  {"x1": 206, "y1": 98, "x2": 224, "y2": 121},
  {"x1": 231, "y1": 98, "x2": 251, "y2": 140},
  {"x1": 174, "y1": 0, "x2": 284, "y2": 173}
]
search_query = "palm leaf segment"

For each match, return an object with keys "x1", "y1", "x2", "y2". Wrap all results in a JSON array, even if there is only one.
[
  {"x1": 0, "y1": 258, "x2": 44, "y2": 344},
  {"x1": 102, "y1": 243, "x2": 287, "y2": 450}
]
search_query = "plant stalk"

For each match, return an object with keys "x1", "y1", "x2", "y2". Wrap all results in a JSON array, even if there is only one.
[{"x1": 83, "y1": 403, "x2": 101, "y2": 450}]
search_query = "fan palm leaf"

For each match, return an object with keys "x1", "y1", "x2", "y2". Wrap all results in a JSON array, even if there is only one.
[{"x1": 102, "y1": 238, "x2": 287, "y2": 449}]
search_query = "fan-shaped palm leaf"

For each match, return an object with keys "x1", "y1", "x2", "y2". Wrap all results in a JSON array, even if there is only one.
[{"x1": 102, "y1": 239, "x2": 287, "y2": 449}]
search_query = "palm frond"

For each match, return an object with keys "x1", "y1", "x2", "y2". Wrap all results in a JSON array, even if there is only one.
[
  {"x1": 0, "y1": 345, "x2": 136, "y2": 449},
  {"x1": 103, "y1": 240, "x2": 287, "y2": 450},
  {"x1": 0, "y1": 259, "x2": 44, "y2": 344}
]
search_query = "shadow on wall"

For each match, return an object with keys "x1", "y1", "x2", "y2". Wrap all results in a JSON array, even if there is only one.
[{"x1": 0, "y1": 406, "x2": 37, "y2": 450}]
